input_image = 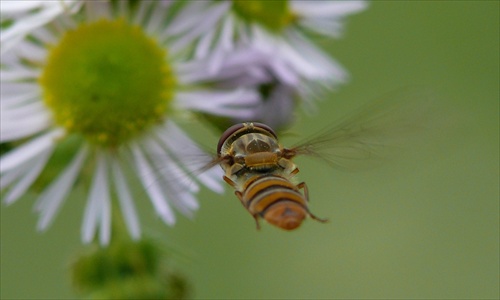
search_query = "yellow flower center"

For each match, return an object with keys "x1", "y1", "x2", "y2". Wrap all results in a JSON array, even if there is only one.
[
  {"x1": 39, "y1": 19, "x2": 175, "y2": 147},
  {"x1": 232, "y1": 0, "x2": 296, "y2": 33}
]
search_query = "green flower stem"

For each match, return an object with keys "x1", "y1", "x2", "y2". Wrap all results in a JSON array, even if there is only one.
[{"x1": 71, "y1": 206, "x2": 190, "y2": 299}]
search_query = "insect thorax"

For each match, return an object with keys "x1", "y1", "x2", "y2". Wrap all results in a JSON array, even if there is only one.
[
  {"x1": 220, "y1": 132, "x2": 301, "y2": 192},
  {"x1": 228, "y1": 133, "x2": 280, "y2": 156}
]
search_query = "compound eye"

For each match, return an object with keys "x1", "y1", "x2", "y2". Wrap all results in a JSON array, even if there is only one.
[
  {"x1": 251, "y1": 122, "x2": 277, "y2": 139},
  {"x1": 217, "y1": 123, "x2": 245, "y2": 155}
]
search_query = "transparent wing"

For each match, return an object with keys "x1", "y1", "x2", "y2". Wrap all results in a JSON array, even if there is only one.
[
  {"x1": 137, "y1": 122, "x2": 228, "y2": 197},
  {"x1": 286, "y1": 88, "x2": 441, "y2": 170}
]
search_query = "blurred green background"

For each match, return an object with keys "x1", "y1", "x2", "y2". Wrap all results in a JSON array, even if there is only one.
[{"x1": 1, "y1": 1, "x2": 499, "y2": 299}]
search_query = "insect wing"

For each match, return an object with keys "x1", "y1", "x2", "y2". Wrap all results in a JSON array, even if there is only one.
[
  {"x1": 288, "y1": 89, "x2": 438, "y2": 170},
  {"x1": 142, "y1": 122, "x2": 226, "y2": 200}
]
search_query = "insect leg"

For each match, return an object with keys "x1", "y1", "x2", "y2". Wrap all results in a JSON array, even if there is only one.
[
  {"x1": 278, "y1": 158, "x2": 299, "y2": 176},
  {"x1": 309, "y1": 212, "x2": 329, "y2": 223},
  {"x1": 223, "y1": 175, "x2": 237, "y2": 188},
  {"x1": 234, "y1": 190, "x2": 262, "y2": 229},
  {"x1": 235, "y1": 190, "x2": 246, "y2": 207},
  {"x1": 297, "y1": 182, "x2": 310, "y2": 201},
  {"x1": 252, "y1": 214, "x2": 261, "y2": 230},
  {"x1": 297, "y1": 182, "x2": 328, "y2": 223},
  {"x1": 234, "y1": 190, "x2": 261, "y2": 229}
]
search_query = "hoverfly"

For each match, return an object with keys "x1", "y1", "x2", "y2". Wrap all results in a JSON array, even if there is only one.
[
  {"x1": 217, "y1": 122, "x2": 327, "y2": 230},
  {"x1": 209, "y1": 90, "x2": 437, "y2": 231}
]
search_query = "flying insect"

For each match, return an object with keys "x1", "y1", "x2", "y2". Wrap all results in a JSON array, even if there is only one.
[{"x1": 212, "y1": 91, "x2": 436, "y2": 231}]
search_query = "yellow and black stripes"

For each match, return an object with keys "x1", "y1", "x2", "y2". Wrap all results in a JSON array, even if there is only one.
[{"x1": 240, "y1": 175, "x2": 307, "y2": 216}]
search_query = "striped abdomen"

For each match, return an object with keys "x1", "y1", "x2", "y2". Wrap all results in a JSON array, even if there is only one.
[{"x1": 240, "y1": 175, "x2": 308, "y2": 230}]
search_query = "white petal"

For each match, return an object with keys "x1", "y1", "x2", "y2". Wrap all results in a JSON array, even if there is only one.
[
  {"x1": 255, "y1": 34, "x2": 325, "y2": 80},
  {"x1": 0, "y1": 116, "x2": 51, "y2": 142},
  {"x1": 0, "y1": 84, "x2": 40, "y2": 109},
  {"x1": 0, "y1": 35, "x2": 25, "y2": 58},
  {"x1": 299, "y1": 18, "x2": 343, "y2": 38},
  {"x1": 30, "y1": 26, "x2": 58, "y2": 45},
  {"x1": 98, "y1": 154, "x2": 111, "y2": 245},
  {"x1": 130, "y1": 143, "x2": 175, "y2": 225},
  {"x1": 268, "y1": 58, "x2": 300, "y2": 86},
  {"x1": 291, "y1": 1, "x2": 368, "y2": 18},
  {"x1": 35, "y1": 145, "x2": 88, "y2": 231},
  {"x1": 160, "y1": 181, "x2": 199, "y2": 218},
  {"x1": 2, "y1": 100, "x2": 46, "y2": 119},
  {"x1": 0, "y1": 128, "x2": 64, "y2": 173},
  {"x1": 81, "y1": 186, "x2": 100, "y2": 243},
  {"x1": 286, "y1": 30, "x2": 348, "y2": 81},
  {"x1": 195, "y1": 28, "x2": 217, "y2": 59},
  {"x1": 14, "y1": 39, "x2": 47, "y2": 62},
  {"x1": 159, "y1": 0, "x2": 173, "y2": 9},
  {"x1": 0, "y1": 1, "x2": 47, "y2": 14},
  {"x1": 174, "y1": 60, "x2": 211, "y2": 83},
  {"x1": 144, "y1": 137, "x2": 199, "y2": 194},
  {"x1": 3, "y1": 149, "x2": 52, "y2": 205},
  {"x1": 278, "y1": 38, "x2": 325, "y2": 78},
  {"x1": 115, "y1": 0, "x2": 130, "y2": 18},
  {"x1": 201, "y1": 16, "x2": 235, "y2": 74},
  {"x1": 84, "y1": 0, "x2": 111, "y2": 21},
  {"x1": 205, "y1": 49, "x2": 228, "y2": 76},
  {"x1": 100, "y1": 196, "x2": 111, "y2": 245},
  {"x1": 0, "y1": 151, "x2": 47, "y2": 190},
  {"x1": 181, "y1": 50, "x2": 269, "y2": 86},
  {"x1": 175, "y1": 88, "x2": 260, "y2": 119},
  {"x1": 157, "y1": 121, "x2": 224, "y2": 193},
  {"x1": 0, "y1": 67, "x2": 40, "y2": 81},
  {"x1": 132, "y1": 0, "x2": 154, "y2": 25},
  {"x1": 218, "y1": 14, "x2": 235, "y2": 50},
  {"x1": 157, "y1": 175, "x2": 199, "y2": 217},
  {"x1": 0, "y1": 81, "x2": 38, "y2": 98},
  {"x1": 236, "y1": 20, "x2": 251, "y2": 44},
  {"x1": 191, "y1": 1, "x2": 230, "y2": 39},
  {"x1": 144, "y1": 1, "x2": 168, "y2": 35},
  {"x1": 0, "y1": 0, "x2": 81, "y2": 15},
  {"x1": 111, "y1": 158, "x2": 141, "y2": 240},
  {"x1": 144, "y1": 137, "x2": 200, "y2": 217},
  {"x1": 175, "y1": 47, "x2": 271, "y2": 83},
  {"x1": 165, "y1": 1, "x2": 209, "y2": 36},
  {"x1": 1, "y1": 2, "x2": 71, "y2": 54},
  {"x1": 214, "y1": 68, "x2": 271, "y2": 88},
  {"x1": 169, "y1": 2, "x2": 229, "y2": 55},
  {"x1": 0, "y1": 162, "x2": 25, "y2": 190},
  {"x1": 51, "y1": 9, "x2": 78, "y2": 32},
  {"x1": 81, "y1": 151, "x2": 111, "y2": 245}
]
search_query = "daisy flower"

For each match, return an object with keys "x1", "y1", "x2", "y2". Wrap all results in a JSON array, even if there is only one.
[
  {"x1": 166, "y1": 0, "x2": 367, "y2": 129},
  {"x1": 0, "y1": 0, "x2": 261, "y2": 245},
  {"x1": 171, "y1": 0, "x2": 367, "y2": 85}
]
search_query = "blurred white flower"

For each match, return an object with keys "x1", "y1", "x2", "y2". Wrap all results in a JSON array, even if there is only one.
[
  {"x1": 168, "y1": 0, "x2": 367, "y2": 129},
  {"x1": 172, "y1": 0, "x2": 367, "y2": 84},
  {"x1": 0, "y1": 0, "x2": 261, "y2": 244}
]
